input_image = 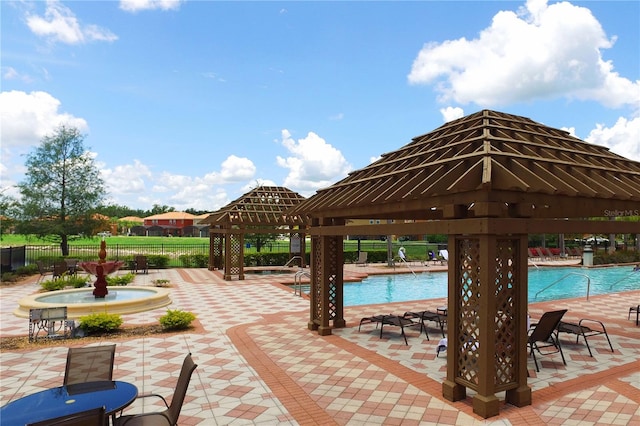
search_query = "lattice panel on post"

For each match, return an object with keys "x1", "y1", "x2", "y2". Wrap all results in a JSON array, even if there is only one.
[
  {"x1": 494, "y1": 238, "x2": 518, "y2": 388},
  {"x1": 327, "y1": 237, "x2": 338, "y2": 320},
  {"x1": 312, "y1": 237, "x2": 323, "y2": 322},
  {"x1": 212, "y1": 234, "x2": 223, "y2": 269},
  {"x1": 457, "y1": 238, "x2": 480, "y2": 386},
  {"x1": 229, "y1": 234, "x2": 242, "y2": 276}
]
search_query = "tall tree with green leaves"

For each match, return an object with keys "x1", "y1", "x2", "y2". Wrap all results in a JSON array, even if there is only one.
[{"x1": 16, "y1": 125, "x2": 106, "y2": 255}]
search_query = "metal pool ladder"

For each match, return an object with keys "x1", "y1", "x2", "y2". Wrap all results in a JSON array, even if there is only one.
[{"x1": 294, "y1": 270, "x2": 310, "y2": 296}]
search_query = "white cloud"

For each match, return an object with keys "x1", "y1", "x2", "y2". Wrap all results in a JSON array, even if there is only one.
[
  {"x1": 440, "y1": 107, "x2": 465, "y2": 122},
  {"x1": 220, "y1": 155, "x2": 256, "y2": 181},
  {"x1": 101, "y1": 160, "x2": 153, "y2": 196},
  {"x1": 126, "y1": 155, "x2": 258, "y2": 210},
  {"x1": 585, "y1": 116, "x2": 640, "y2": 161},
  {"x1": 119, "y1": 0, "x2": 184, "y2": 13},
  {"x1": 26, "y1": 0, "x2": 117, "y2": 44},
  {"x1": 2, "y1": 67, "x2": 33, "y2": 83},
  {"x1": 408, "y1": 0, "x2": 639, "y2": 109},
  {"x1": 0, "y1": 90, "x2": 88, "y2": 148},
  {"x1": 276, "y1": 129, "x2": 352, "y2": 193}
]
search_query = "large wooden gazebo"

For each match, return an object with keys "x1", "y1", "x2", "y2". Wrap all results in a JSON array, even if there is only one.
[
  {"x1": 202, "y1": 186, "x2": 309, "y2": 280},
  {"x1": 290, "y1": 109, "x2": 640, "y2": 418}
]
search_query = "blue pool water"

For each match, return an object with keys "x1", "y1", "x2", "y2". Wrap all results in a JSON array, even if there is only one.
[{"x1": 339, "y1": 266, "x2": 640, "y2": 306}]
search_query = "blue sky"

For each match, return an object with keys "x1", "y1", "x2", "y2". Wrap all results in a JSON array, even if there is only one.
[{"x1": 2, "y1": 0, "x2": 639, "y2": 212}]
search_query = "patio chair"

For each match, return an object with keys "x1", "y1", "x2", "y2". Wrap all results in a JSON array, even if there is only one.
[
  {"x1": 527, "y1": 309, "x2": 567, "y2": 372},
  {"x1": 36, "y1": 261, "x2": 54, "y2": 283},
  {"x1": 52, "y1": 261, "x2": 68, "y2": 280},
  {"x1": 27, "y1": 406, "x2": 106, "y2": 426},
  {"x1": 115, "y1": 353, "x2": 198, "y2": 426},
  {"x1": 64, "y1": 258, "x2": 79, "y2": 276},
  {"x1": 358, "y1": 314, "x2": 418, "y2": 345},
  {"x1": 556, "y1": 318, "x2": 614, "y2": 357},
  {"x1": 64, "y1": 344, "x2": 116, "y2": 386},
  {"x1": 355, "y1": 251, "x2": 368, "y2": 267},
  {"x1": 629, "y1": 305, "x2": 639, "y2": 326},
  {"x1": 134, "y1": 255, "x2": 149, "y2": 274}
]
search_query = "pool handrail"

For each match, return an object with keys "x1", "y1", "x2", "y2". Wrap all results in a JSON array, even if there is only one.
[
  {"x1": 608, "y1": 271, "x2": 638, "y2": 290},
  {"x1": 534, "y1": 272, "x2": 591, "y2": 301},
  {"x1": 284, "y1": 256, "x2": 304, "y2": 268}
]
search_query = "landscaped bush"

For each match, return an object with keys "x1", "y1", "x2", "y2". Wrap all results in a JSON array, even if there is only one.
[
  {"x1": 159, "y1": 309, "x2": 196, "y2": 330},
  {"x1": 178, "y1": 254, "x2": 209, "y2": 268},
  {"x1": 79, "y1": 313, "x2": 123, "y2": 334},
  {"x1": 147, "y1": 255, "x2": 170, "y2": 268},
  {"x1": 594, "y1": 250, "x2": 640, "y2": 265},
  {"x1": 152, "y1": 279, "x2": 171, "y2": 287},
  {"x1": 41, "y1": 279, "x2": 67, "y2": 291},
  {"x1": 0, "y1": 272, "x2": 18, "y2": 283},
  {"x1": 106, "y1": 273, "x2": 135, "y2": 286}
]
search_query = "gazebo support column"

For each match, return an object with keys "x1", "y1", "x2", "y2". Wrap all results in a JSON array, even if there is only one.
[
  {"x1": 307, "y1": 220, "x2": 345, "y2": 335},
  {"x1": 223, "y1": 227, "x2": 244, "y2": 280},
  {"x1": 443, "y1": 233, "x2": 531, "y2": 418},
  {"x1": 208, "y1": 230, "x2": 223, "y2": 271}
]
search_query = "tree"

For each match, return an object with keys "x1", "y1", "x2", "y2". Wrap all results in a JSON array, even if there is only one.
[
  {"x1": 0, "y1": 191, "x2": 18, "y2": 237},
  {"x1": 16, "y1": 125, "x2": 106, "y2": 255}
]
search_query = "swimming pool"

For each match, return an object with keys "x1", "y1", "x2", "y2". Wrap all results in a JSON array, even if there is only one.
[{"x1": 338, "y1": 266, "x2": 640, "y2": 306}]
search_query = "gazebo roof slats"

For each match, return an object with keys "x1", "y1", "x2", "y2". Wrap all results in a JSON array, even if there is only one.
[
  {"x1": 508, "y1": 158, "x2": 558, "y2": 193},
  {"x1": 381, "y1": 168, "x2": 430, "y2": 202},
  {"x1": 487, "y1": 159, "x2": 532, "y2": 191},
  {"x1": 530, "y1": 163, "x2": 579, "y2": 196},
  {"x1": 569, "y1": 168, "x2": 618, "y2": 198},
  {"x1": 609, "y1": 173, "x2": 640, "y2": 197},
  {"x1": 290, "y1": 110, "x2": 640, "y2": 217},
  {"x1": 204, "y1": 186, "x2": 308, "y2": 225},
  {"x1": 552, "y1": 165, "x2": 599, "y2": 197}
]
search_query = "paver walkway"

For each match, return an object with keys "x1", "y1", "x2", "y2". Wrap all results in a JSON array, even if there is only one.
[{"x1": 1, "y1": 265, "x2": 639, "y2": 425}]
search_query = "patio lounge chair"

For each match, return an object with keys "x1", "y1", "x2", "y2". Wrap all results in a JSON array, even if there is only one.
[
  {"x1": 27, "y1": 406, "x2": 107, "y2": 426},
  {"x1": 64, "y1": 344, "x2": 116, "y2": 386},
  {"x1": 556, "y1": 318, "x2": 613, "y2": 357},
  {"x1": 358, "y1": 314, "x2": 418, "y2": 345},
  {"x1": 629, "y1": 305, "x2": 639, "y2": 326},
  {"x1": 403, "y1": 310, "x2": 447, "y2": 339},
  {"x1": 115, "y1": 353, "x2": 197, "y2": 426},
  {"x1": 355, "y1": 252, "x2": 368, "y2": 267},
  {"x1": 527, "y1": 309, "x2": 567, "y2": 372}
]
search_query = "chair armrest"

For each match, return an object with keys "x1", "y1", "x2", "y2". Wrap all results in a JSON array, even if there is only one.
[{"x1": 133, "y1": 393, "x2": 170, "y2": 409}]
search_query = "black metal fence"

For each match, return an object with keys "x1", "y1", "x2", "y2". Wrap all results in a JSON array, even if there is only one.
[{"x1": 18, "y1": 240, "x2": 447, "y2": 268}]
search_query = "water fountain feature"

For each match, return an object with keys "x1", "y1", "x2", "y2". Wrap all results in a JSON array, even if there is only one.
[
  {"x1": 14, "y1": 240, "x2": 172, "y2": 319},
  {"x1": 79, "y1": 239, "x2": 123, "y2": 297}
]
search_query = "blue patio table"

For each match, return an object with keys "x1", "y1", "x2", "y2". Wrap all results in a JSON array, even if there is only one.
[{"x1": 0, "y1": 380, "x2": 137, "y2": 425}]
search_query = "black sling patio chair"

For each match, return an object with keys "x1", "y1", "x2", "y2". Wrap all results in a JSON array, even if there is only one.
[{"x1": 527, "y1": 309, "x2": 567, "y2": 372}]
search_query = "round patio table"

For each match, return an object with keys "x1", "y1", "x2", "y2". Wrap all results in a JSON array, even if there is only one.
[{"x1": 0, "y1": 380, "x2": 137, "y2": 425}]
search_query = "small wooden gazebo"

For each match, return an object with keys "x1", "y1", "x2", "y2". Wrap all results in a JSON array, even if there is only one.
[
  {"x1": 202, "y1": 186, "x2": 309, "y2": 280},
  {"x1": 290, "y1": 109, "x2": 640, "y2": 418}
]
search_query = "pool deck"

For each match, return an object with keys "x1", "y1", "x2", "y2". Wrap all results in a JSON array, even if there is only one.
[{"x1": 1, "y1": 263, "x2": 639, "y2": 425}]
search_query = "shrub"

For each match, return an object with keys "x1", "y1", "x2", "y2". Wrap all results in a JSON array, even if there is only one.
[
  {"x1": 152, "y1": 279, "x2": 171, "y2": 287},
  {"x1": 147, "y1": 255, "x2": 170, "y2": 268},
  {"x1": 159, "y1": 309, "x2": 196, "y2": 330},
  {"x1": 17, "y1": 264, "x2": 39, "y2": 276},
  {"x1": 1, "y1": 272, "x2": 18, "y2": 283},
  {"x1": 106, "y1": 273, "x2": 135, "y2": 286},
  {"x1": 79, "y1": 313, "x2": 123, "y2": 334},
  {"x1": 179, "y1": 254, "x2": 209, "y2": 268},
  {"x1": 41, "y1": 279, "x2": 67, "y2": 291},
  {"x1": 64, "y1": 274, "x2": 91, "y2": 288}
]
